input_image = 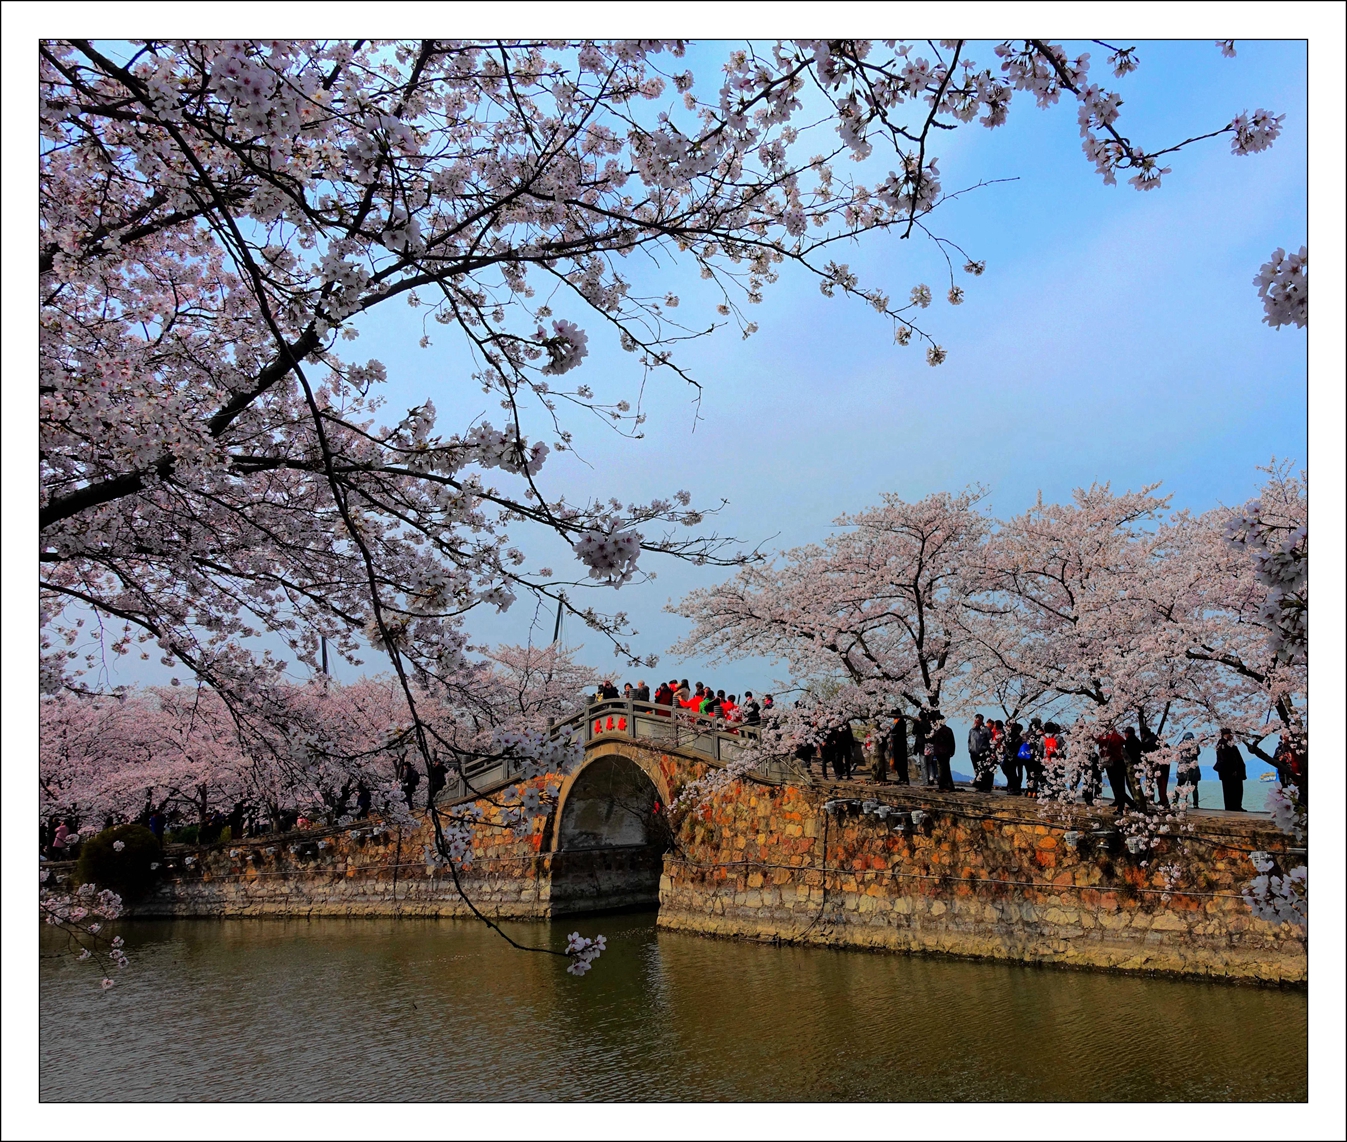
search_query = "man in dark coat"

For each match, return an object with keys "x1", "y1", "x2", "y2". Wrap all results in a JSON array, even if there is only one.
[
  {"x1": 1122, "y1": 727, "x2": 1151, "y2": 812},
  {"x1": 1001, "y1": 722, "x2": 1024, "y2": 795},
  {"x1": 837, "y1": 722, "x2": 857, "y2": 780},
  {"x1": 1213, "y1": 728, "x2": 1247, "y2": 811},
  {"x1": 930, "y1": 714, "x2": 956, "y2": 791},
  {"x1": 888, "y1": 715, "x2": 910, "y2": 784}
]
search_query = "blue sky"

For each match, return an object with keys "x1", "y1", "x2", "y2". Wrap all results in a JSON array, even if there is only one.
[
  {"x1": 96, "y1": 41, "x2": 1307, "y2": 772},
  {"x1": 357, "y1": 41, "x2": 1307, "y2": 699}
]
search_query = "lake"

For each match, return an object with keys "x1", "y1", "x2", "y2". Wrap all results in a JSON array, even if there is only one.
[{"x1": 39, "y1": 913, "x2": 1306, "y2": 1102}]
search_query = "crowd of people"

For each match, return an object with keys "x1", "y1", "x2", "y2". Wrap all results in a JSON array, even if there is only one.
[
  {"x1": 589, "y1": 679, "x2": 774, "y2": 727},
  {"x1": 588, "y1": 683, "x2": 1273, "y2": 815},
  {"x1": 854, "y1": 712, "x2": 1263, "y2": 814}
]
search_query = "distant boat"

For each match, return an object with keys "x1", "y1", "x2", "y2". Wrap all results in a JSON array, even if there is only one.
[{"x1": 1258, "y1": 771, "x2": 1276, "y2": 782}]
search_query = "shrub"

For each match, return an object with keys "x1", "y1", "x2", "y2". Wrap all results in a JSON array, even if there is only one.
[
  {"x1": 76, "y1": 824, "x2": 162, "y2": 904},
  {"x1": 165, "y1": 824, "x2": 198, "y2": 845}
]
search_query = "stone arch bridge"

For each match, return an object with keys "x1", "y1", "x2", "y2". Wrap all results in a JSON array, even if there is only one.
[
  {"x1": 436, "y1": 698, "x2": 809, "y2": 916},
  {"x1": 132, "y1": 698, "x2": 1306, "y2": 983}
]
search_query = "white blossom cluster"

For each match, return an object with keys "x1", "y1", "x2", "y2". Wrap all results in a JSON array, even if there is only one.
[
  {"x1": 1225, "y1": 482, "x2": 1308, "y2": 665},
  {"x1": 1230, "y1": 109, "x2": 1285, "y2": 156},
  {"x1": 669, "y1": 753, "x2": 760, "y2": 814},
  {"x1": 564, "y1": 931, "x2": 607, "y2": 976},
  {"x1": 1253, "y1": 245, "x2": 1307, "y2": 330},
  {"x1": 1243, "y1": 852, "x2": 1307, "y2": 927},
  {"x1": 538, "y1": 320, "x2": 590, "y2": 376},
  {"x1": 572, "y1": 526, "x2": 643, "y2": 587},
  {"x1": 40, "y1": 877, "x2": 128, "y2": 985},
  {"x1": 1266, "y1": 781, "x2": 1306, "y2": 842}
]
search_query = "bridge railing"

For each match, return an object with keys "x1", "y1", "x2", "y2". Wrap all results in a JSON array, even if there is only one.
[
  {"x1": 437, "y1": 699, "x2": 811, "y2": 805},
  {"x1": 558, "y1": 698, "x2": 813, "y2": 787}
]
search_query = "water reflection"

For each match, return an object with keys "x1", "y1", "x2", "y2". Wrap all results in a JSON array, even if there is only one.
[{"x1": 40, "y1": 914, "x2": 1305, "y2": 1102}]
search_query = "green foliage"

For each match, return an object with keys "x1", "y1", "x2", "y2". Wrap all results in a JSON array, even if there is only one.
[
  {"x1": 77, "y1": 824, "x2": 162, "y2": 903},
  {"x1": 165, "y1": 824, "x2": 198, "y2": 845}
]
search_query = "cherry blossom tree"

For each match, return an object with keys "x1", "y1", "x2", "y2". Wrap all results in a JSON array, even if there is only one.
[
  {"x1": 671, "y1": 489, "x2": 990, "y2": 734},
  {"x1": 970, "y1": 485, "x2": 1198, "y2": 734},
  {"x1": 1162, "y1": 465, "x2": 1307, "y2": 797},
  {"x1": 39, "y1": 642, "x2": 594, "y2": 834},
  {"x1": 37, "y1": 39, "x2": 1286, "y2": 968},
  {"x1": 39, "y1": 686, "x2": 248, "y2": 830},
  {"x1": 39, "y1": 38, "x2": 1283, "y2": 718}
]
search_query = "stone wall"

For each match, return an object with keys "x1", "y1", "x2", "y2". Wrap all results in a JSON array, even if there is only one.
[
  {"x1": 657, "y1": 778, "x2": 1307, "y2": 984},
  {"x1": 132, "y1": 770, "x2": 565, "y2": 920},
  {"x1": 118, "y1": 741, "x2": 1307, "y2": 984},
  {"x1": 131, "y1": 763, "x2": 665, "y2": 921}
]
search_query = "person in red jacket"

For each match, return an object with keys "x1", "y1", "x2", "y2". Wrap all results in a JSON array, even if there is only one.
[{"x1": 1096, "y1": 726, "x2": 1135, "y2": 813}]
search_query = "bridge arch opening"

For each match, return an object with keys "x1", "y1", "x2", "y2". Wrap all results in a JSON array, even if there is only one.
[{"x1": 549, "y1": 752, "x2": 667, "y2": 916}]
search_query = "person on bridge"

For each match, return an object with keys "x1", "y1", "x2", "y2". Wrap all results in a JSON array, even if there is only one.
[
  {"x1": 887, "y1": 715, "x2": 910, "y2": 784},
  {"x1": 1041, "y1": 723, "x2": 1065, "y2": 799},
  {"x1": 792, "y1": 717, "x2": 816, "y2": 775},
  {"x1": 820, "y1": 724, "x2": 847, "y2": 780},
  {"x1": 930, "y1": 714, "x2": 956, "y2": 791},
  {"x1": 654, "y1": 681, "x2": 674, "y2": 708},
  {"x1": 968, "y1": 714, "x2": 994, "y2": 792},
  {"x1": 1096, "y1": 726, "x2": 1134, "y2": 814},
  {"x1": 741, "y1": 693, "x2": 761, "y2": 725},
  {"x1": 1070, "y1": 739, "x2": 1101, "y2": 807},
  {"x1": 634, "y1": 681, "x2": 650, "y2": 702},
  {"x1": 1140, "y1": 726, "x2": 1169, "y2": 808},
  {"x1": 1214, "y1": 729, "x2": 1247, "y2": 811},
  {"x1": 1022, "y1": 719, "x2": 1047, "y2": 797},
  {"x1": 1000, "y1": 721, "x2": 1022, "y2": 795},
  {"x1": 1176, "y1": 733, "x2": 1202, "y2": 807},
  {"x1": 721, "y1": 694, "x2": 740, "y2": 722},
  {"x1": 428, "y1": 759, "x2": 448, "y2": 802}
]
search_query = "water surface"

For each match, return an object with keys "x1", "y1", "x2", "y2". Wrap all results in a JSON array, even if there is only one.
[{"x1": 40, "y1": 914, "x2": 1305, "y2": 1102}]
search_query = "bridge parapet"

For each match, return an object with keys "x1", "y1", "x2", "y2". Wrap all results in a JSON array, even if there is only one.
[
  {"x1": 562, "y1": 698, "x2": 810, "y2": 785},
  {"x1": 438, "y1": 698, "x2": 810, "y2": 804}
]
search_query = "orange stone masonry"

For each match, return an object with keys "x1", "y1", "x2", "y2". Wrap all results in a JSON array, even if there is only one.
[
  {"x1": 123, "y1": 738, "x2": 1305, "y2": 984},
  {"x1": 656, "y1": 771, "x2": 1305, "y2": 984}
]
